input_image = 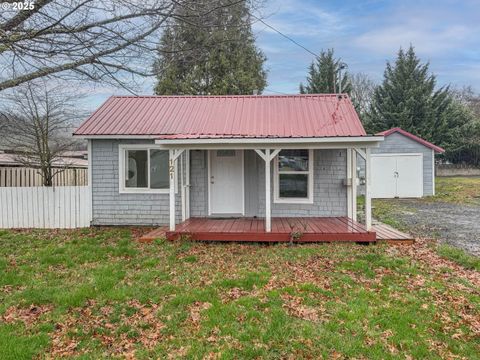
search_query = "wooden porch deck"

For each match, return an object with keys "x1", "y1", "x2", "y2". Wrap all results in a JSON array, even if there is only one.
[
  {"x1": 372, "y1": 222, "x2": 415, "y2": 244},
  {"x1": 164, "y1": 217, "x2": 376, "y2": 243}
]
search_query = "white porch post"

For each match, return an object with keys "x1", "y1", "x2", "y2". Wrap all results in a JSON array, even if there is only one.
[
  {"x1": 87, "y1": 139, "x2": 93, "y2": 225},
  {"x1": 185, "y1": 150, "x2": 191, "y2": 219},
  {"x1": 365, "y1": 148, "x2": 372, "y2": 230},
  {"x1": 346, "y1": 149, "x2": 352, "y2": 219},
  {"x1": 254, "y1": 148, "x2": 281, "y2": 233},
  {"x1": 265, "y1": 149, "x2": 272, "y2": 232},
  {"x1": 351, "y1": 149, "x2": 357, "y2": 222},
  {"x1": 169, "y1": 149, "x2": 185, "y2": 231},
  {"x1": 169, "y1": 149, "x2": 176, "y2": 231}
]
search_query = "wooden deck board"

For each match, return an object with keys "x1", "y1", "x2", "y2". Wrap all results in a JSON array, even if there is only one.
[
  {"x1": 373, "y1": 222, "x2": 414, "y2": 244},
  {"x1": 166, "y1": 217, "x2": 377, "y2": 243}
]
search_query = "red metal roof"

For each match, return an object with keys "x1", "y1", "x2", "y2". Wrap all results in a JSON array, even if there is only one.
[
  {"x1": 74, "y1": 94, "x2": 367, "y2": 138},
  {"x1": 377, "y1": 128, "x2": 445, "y2": 153}
]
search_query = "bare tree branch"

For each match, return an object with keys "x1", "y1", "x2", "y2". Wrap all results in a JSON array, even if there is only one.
[
  {"x1": 1, "y1": 81, "x2": 84, "y2": 186},
  {"x1": 0, "y1": 0, "x2": 251, "y2": 91}
]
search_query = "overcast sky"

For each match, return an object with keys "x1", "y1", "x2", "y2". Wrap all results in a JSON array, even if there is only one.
[{"x1": 81, "y1": 0, "x2": 480, "y2": 110}]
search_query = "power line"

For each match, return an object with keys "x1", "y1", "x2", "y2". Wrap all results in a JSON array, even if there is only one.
[
  {"x1": 264, "y1": 88, "x2": 289, "y2": 95},
  {"x1": 251, "y1": 14, "x2": 320, "y2": 59}
]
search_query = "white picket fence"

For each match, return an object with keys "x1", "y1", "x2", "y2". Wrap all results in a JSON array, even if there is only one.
[{"x1": 0, "y1": 186, "x2": 91, "y2": 229}]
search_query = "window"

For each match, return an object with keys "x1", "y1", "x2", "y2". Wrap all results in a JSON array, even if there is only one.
[
  {"x1": 120, "y1": 146, "x2": 174, "y2": 193},
  {"x1": 274, "y1": 149, "x2": 313, "y2": 203}
]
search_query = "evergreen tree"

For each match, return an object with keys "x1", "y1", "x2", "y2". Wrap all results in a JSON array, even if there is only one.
[
  {"x1": 299, "y1": 49, "x2": 351, "y2": 94},
  {"x1": 154, "y1": 1, "x2": 267, "y2": 95},
  {"x1": 366, "y1": 45, "x2": 452, "y2": 142}
]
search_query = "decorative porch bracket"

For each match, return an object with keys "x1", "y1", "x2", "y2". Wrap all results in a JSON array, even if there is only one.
[
  {"x1": 354, "y1": 148, "x2": 371, "y2": 230},
  {"x1": 254, "y1": 149, "x2": 281, "y2": 232},
  {"x1": 169, "y1": 149, "x2": 185, "y2": 231}
]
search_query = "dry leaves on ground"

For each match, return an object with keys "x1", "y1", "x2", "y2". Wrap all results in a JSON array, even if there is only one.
[
  {"x1": 1, "y1": 304, "x2": 53, "y2": 327},
  {"x1": 47, "y1": 299, "x2": 164, "y2": 359}
]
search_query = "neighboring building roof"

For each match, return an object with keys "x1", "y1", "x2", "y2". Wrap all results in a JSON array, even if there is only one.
[
  {"x1": 0, "y1": 151, "x2": 88, "y2": 168},
  {"x1": 62, "y1": 150, "x2": 88, "y2": 159},
  {"x1": 74, "y1": 94, "x2": 368, "y2": 139},
  {"x1": 377, "y1": 127, "x2": 445, "y2": 153}
]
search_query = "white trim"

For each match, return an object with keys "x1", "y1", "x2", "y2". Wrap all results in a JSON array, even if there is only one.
[
  {"x1": 87, "y1": 140, "x2": 93, "y2": 224},
  {"x1": 254, "y1": 149, "x2": 267, "y2": 161},
  {"x1": 265, "y1": 149, "x2": 272, "y2": 232},
  {"x1": 181, "y1": 153, "x2": 185, "y2": 222},
  {"x1": 155, "y1": 136, "x2": 383, "y2": 145},
  {"x1": 351, "y1": 149, "x2": 357, "y2": 221},
  {"x1": 365, "y1": 148, "x2": 372, "y2": 230},
  {"x1": 347, "y1": 149, "x2": 352, "y2": 218},
  {"x1": 157, "y1": 143, "x2": 383, "y2": 151},
  {"x1": 371, "y1": 153, "x2": 423, "y2": 157},
  {"x1": 185, "y1": 150, "x2": 191, "y2": 219},
  {"x1": 432, "y1": 149, "x2": 435, "y2": 196},
  {"x1": 355, "y1": 148, "x2": 367, "y2": 160},
  {"x1": 169, "y1": 149, "x2": 175, "y2": 231},
  {"x1": 273, "y1": 149, "x2": 314, "y2": 204},
  {"x1": 74, "y1": 134, "x2": 159, "y2": 139},
  {"x1": 207, "y1": 150, "x2": 245, "y2": 216},
  {"x1": 118, "y1": 144, "x2": 178, "y2": 194}
]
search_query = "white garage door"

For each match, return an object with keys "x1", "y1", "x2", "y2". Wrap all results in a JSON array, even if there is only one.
[{"x1": 371, "y1": 154, "x2": 423, "y2": 198}]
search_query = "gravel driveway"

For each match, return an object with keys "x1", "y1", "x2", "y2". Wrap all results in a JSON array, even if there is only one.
[{"x1": 378, "y1": 199, "x2": 480, "y2": 256}]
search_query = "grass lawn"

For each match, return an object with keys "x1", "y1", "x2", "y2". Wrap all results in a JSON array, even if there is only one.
[
  {"x1": 427, "y1": 177, "x2": 480, "y2": 205},
  {"x1": 359, "y1": 177, "x2": 480, "y2": 270},
  {"x1": 1, "y1": 228, "x2": 479, "y2": 359}
]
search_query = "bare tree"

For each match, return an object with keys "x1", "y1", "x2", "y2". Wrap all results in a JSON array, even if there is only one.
[
  {"x1": 349, "y1": 72, "x2": 376, "y2": 118},
  {"x1": 1, "y1": 81, "x2": 83, "y2": 186},
  {"x1": 0, "y1": 0, "x2": 246, "y2": 92},
  {"x1": 451, "y1": 86, "x2": 480, "y2": 118}
]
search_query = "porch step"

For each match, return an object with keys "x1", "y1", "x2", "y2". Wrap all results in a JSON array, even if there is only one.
[{"x1": 372, "y1": 222, "x2": 415, "y2": 244}]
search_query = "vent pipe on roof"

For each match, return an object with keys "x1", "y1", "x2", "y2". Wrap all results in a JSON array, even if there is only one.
[
  {"x1": 252, "y1": 89, "x2": 259, "y2": 95},
  {"x1": 338, "y1": 62, "x2": 347, "y2": 94}
]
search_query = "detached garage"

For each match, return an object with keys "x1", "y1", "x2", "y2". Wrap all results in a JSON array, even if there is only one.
[{"x1": 367, "y1": 128, "x2": 445, "y2": 198}]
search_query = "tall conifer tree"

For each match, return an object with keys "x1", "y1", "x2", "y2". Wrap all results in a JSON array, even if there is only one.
[
  {"x1": 154, "y1": 1, "x2": 267, "y2": 95},
  {"x1": 299, "y1": 49, "x2": 351, "y2": 94},
  {"x1": 366, "y1": 45, "x2": 451, "y2": 142}
]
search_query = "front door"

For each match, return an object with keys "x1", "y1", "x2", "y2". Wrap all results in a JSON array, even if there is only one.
[{"x1": 209, "y1": 150, "x2": 244, "y2": 216}]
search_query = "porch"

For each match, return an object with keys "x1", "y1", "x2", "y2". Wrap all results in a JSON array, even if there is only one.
[{"x1": 164, "y1": 216, "x2": 376, "y2": 242}]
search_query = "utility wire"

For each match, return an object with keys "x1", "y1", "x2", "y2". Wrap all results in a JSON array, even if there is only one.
[
  {"x1": 251, "y1": 14, "x2": 320, "y2": 59},
  {"x1": 264, "y1": 88, "x2": 289, "y2": 95}
]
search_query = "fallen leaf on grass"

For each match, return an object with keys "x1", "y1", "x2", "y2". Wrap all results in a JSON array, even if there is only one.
[
  {"x1": 281, "y1": 294, "x2": 325, "y2": 322},
  {"x1": 189, "y1": 301, "x2": 212, "y2": 327},
  {"x1": 1, "y1": 304, "x2": 53, "y2": 326}
]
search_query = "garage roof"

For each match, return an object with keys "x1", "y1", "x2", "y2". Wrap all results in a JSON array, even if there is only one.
[
  {"x1": 377, "y1": 128, "x2": 445, "y2": 153},
  {"x1": 74, "y1": 94, "x2": 368, "y2": 139}
]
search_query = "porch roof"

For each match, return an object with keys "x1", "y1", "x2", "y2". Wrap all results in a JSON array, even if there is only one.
[{"x1": 74, "y1": 94, "x2": 370, "y2": 139}]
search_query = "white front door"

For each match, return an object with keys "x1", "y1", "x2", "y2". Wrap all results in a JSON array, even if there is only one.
[
  {"x1": 209, "y1": 150, "x2": 244, "y2": 215},
  {"x1": 371, "y1": 154, "x2": 423, "y2": 198}
]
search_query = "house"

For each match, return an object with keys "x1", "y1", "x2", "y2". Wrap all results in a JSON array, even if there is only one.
[
  {"x1": 358, "y1": 128, "x2": 445, "y2": 198},
  {"x1": 74, "y1": 94, "x2": 387, "y2": 242}
]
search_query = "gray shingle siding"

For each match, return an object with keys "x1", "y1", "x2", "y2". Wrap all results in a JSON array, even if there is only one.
[
  {"x1": 357, "y1": 132, "x2": 434, "y2": 196},
  {"x1": 91, "y1": 139, "x2": 182, "y2": 226},
  {"x1": 190, "y1": 149, "x2": 348, "y2": 218},
  {"x1": 92, "y1": 142, "x2": 348, "y2": 225}
]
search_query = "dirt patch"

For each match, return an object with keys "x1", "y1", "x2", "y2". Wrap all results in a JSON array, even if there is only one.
[{"x1": 379, "y1": 199, "x2": 480, "y2": 256}]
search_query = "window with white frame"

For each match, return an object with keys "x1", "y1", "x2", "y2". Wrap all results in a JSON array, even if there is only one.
[
  {"x1": 274, "y1": 149, "x2": 313, "y2": 203},
  {"x1": 119, "y1": 146, "x2": 174, "y2": 193}
]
